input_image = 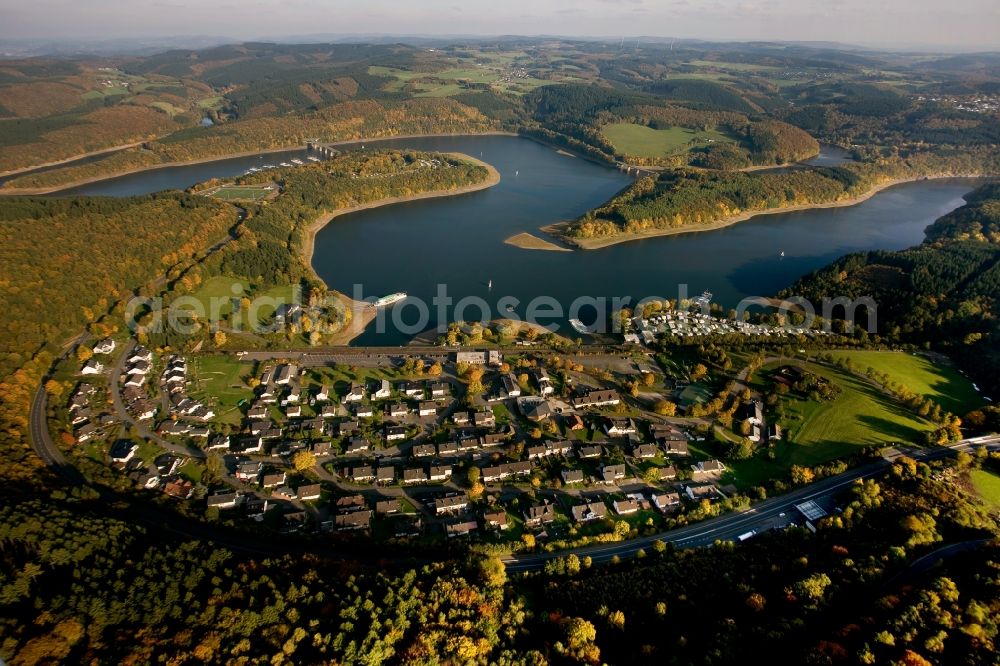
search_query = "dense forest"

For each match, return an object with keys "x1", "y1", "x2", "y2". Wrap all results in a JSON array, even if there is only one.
[
  {"x1": 1, "y1": 450, "x2": 996, "y2": 664},
  {"x1": 566, "y1": 149, "x2": 1000, "y2": 240},
  {"x1": 785, "y1": 182, "x2": 1000, "y2": 396}
]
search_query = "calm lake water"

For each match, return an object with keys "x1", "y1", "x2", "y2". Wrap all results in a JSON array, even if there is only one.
[{"x1": 46, "y1": 135, "x2": 977, "y2": 344}]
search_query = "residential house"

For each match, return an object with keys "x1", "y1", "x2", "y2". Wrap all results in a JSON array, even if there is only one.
[
  {"x1": 572, "y1": 389, "x2": 621, "y2": 409},
  {"x1": 428, "y1": 382, "x2": 449, "y2": 398},
  {"x1": 613, "y1": 498, "x2": 640, "y2": 515},
  {"x1": 522, "y1": 399, "x2": 552, "y2": 422},
  {"x1": 571, "y1": 501, "x2": 608, "y2": 522},
  {"x1": 128, "y1": 346, "x2": 152, "y2": 363},
  {"x1": 483, "y1": 510, "x2": 510, "y2": 530},
  {"x1": 411, "y1": 443, "x2": 436, "y2": 458},
  {"x1": 354, "y1": 404, "x2": 374, "y2": 419},
  {"x1": 262, "y1": 472, "x2": 286, "y2": 488},
  {"x1": 472, "y1": 408, "x2": 495, "y2": 428},
  {"x1": 561, "y1": 469, "x2": 585, "y2": 484},
  {"x1": 376, "y1": 499, "x2": 401, "y2": 515},
  {"x1": 207, "y1": 492, "x2": 241, "y2": 510},
  {"x1": 768, "y1": 424, "x2": 783, "y2": 441},
  {"x1": 534, "y1": 368, "x2": 554, "y2": 395},
  {"x1": 452, "y1": 411, "x2": 470, "y2": 425},
  {"x1": 685, "y1": 483, "x2": 722, "y2": 501},
  {"x1": 350, "y1": 466, "x2": 375, "y2": 483},
  {"x1": 690, "y1": 459, "x2": 726, "y2": 481},
  {"x1": 109, "y1": 440, "x2": 136, "y2": 464},
  {"x1": 400, "y1": 381, "x2": 424, "y2": 397},
  {"x1": 481, "y1": 461, "x2": 533, "y2": 483},
  {"x1": 335, "y1": 510, "x2": 373, "y2": 531},
  {"x1": 315, "y1": 385, "x2": 330, "y2": 402},
  {"x1": 236, "y1": 461, "x2": 263, "y2": 483},
  {"x1": 523, "y1": 501, "x2": 557, "y2": 527},
  {"x1": 385, "y1": 426, "x2": 407, "y2": 442},
  {"x1": 434, "y1": 494, "x2": 469, "y2": 515},
  {"x1": 578, "y1": 445, "x2": 603, "y2": 459},
  {"x1": 341, "y1": 383, "x2": 365, "y2": 403},
  {"x1": 604, "y1": 417, "x2": 636, "y2": 437},
  {"x1": 93, "y1": 338, "x2": 116, "y2": 355},
  {"x1": 437, "y1": 441, "x2": 459, "y2": 456},
  {"x1": 387, "y1": 403, "x2": 408, "y2": 418},
  {"x1": 81, "y1": 359, "x2": 104, "y2": 375},
  {"x1": 371, "y1": 379, "x2": 392, "y2": 400},
  {"x1": 601, "y1": 464, "x2": 627, "y2": 484},
  {"x1": 297, "y1": 484, "x2": 322, "y2": 501},
  {"x1": 565, "y1": 414, "x2": 584, "y2": 431},
  {"x1": 651, "y1": 491, "x2": 682, "y2": 512},
  {"x1": 501, "y1": 374, "x2": 521, "y2": 398},
  {"x1": 633, "y1": 443, "x2": 659, "y2": 459},
  {"x1": 286, "y1": 404, "x2": 302, "y2": 418},
  {"x1": 346, "y1": 437, "x2": 371, "y2": 455},
  {"x1": 429, "y1": 465, "x2": 453, "y2": 482},
  {"x1": 444, "y1": 519, "x2": 479, "y2": 538},
  {"x1": 418, "y1": 401, "x2": 437, "y2": 417},
  {"x1": 376, "y1": 467, "x2": 395, "y2": 485},
  {"x1": 274, "y1": 364, "x2": 298, "y2": 386},
  {"x1": 402, "y1": 468, "x2": 429, "y2": 485}
]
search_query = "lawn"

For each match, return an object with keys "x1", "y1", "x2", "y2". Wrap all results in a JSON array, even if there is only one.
[
  {"x1": 187, "y1": 354, "x2": 255, "y2": 425},
  {"x1": 726, "y1": 362, "x2": 932, "y2": 488},
  {"x1": 969, "y1": 469, "x2": 1000, "y2": 510},
  {"x1": 601, "y1": 122, "x2": 735, "y2": 158},
  {"x1": 825, "y1": 350, "x2": 985, "y2": 416},
  {"x1": 204, "y1": 184, "x2": 274, "y2": 202}
]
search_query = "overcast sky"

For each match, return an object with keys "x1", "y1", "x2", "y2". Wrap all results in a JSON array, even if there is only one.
[{"x1": 2, "y1": 0, "x2": 998, "y2": 49}]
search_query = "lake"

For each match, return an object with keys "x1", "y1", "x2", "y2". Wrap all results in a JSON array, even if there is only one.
[{"x1": 49, "y1": 134, "x2": 977, "y2": 345}]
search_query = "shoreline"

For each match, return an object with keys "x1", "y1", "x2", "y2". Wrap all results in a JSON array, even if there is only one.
[
  {"x1": 504, "y1": 232, "x2": 573, "y2": 252},
  {"x1": 0, "y1": 131, "x2": 517, "y2": 196},
  {"x1": 301, "y1": 154, "x2": 501, "y2": 344},
  {"x1": 558, "y1": 173, "x2": 991, "y2": 250}
]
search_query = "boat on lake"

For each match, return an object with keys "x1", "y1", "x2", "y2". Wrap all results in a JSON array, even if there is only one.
[
  {"x1": 569, "y1": 318, "x2": 591, "y2": 334},
  {"x1": 371, "y1": 292, "x2": 407, "y2": 308}
]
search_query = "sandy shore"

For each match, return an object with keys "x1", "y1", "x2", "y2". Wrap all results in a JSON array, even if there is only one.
[
  {"x1": 504, "y1": 232, "x2": 572, "y2": 252},
  {"x1": 300, "y1": 154, "x2": 500, "y2": 344},
  {"x1": 559, "y1": 174, "x2": 988, "y2": 250},
  {"x1": 1, "y1": 131, "x2": 516, "y2": 195}
]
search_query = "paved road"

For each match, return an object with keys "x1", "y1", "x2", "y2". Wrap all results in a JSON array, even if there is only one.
[{"x1": 501, "y1": 436, "x2": 1000, "y2": 572}]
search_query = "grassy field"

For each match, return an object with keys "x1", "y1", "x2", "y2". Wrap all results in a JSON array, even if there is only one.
[
  {"x1": 825, "y1": 351, "x2": 985, "y2": 416},
  {"x1": 187, "y1": 354, "x2": 256, "y2": 425},
  {"x1": 369, "y1": 65, "x2": 555, "y2": 97},
  {"x1": 970, "y1": 469, "x2": 1000, "y2": 510},
  {"x1": 601, "y1": 122, "x2": 735, "y2": 158},
  {"x1": 728, "y1": 361, "x2": 932, "y2": 488},
  {"x1": 203, "y1": 184, "x2": 275, "y2": 202}
]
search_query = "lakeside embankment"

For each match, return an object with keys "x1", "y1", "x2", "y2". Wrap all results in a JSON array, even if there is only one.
[
  {"x1": 301, "y1": 153, "x2": 501, "y2": 344},
  {"x1": 552, "y1": 173, "x2": 991, "y2": 250},
  {"x1": 0, "y1": 131, "x2": 516, "y2": 195}
]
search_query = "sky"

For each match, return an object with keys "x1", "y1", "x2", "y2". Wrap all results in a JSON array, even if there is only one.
[{"x1": 2, "y1": 0, "x2": 999, "y2": 49}]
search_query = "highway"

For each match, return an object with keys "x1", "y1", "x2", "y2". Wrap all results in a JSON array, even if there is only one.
[{"x1": 501, "y1": 436, "x2": 1000, "y2": 572}]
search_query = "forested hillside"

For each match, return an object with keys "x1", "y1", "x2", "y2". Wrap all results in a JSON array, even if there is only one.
[
  {"x1": 785, "y1": 183, "x2": 1000, "y2": 396},
  {"x1": 567, "y1": 149, "x2": 999, "y2": 241}
]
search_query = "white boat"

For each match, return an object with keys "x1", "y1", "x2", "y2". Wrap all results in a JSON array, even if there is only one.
[
  {"x1": 279, "y1": 162, "x2": 292, "y2": 167},
  {"x1": 569, "y1": 318, "x2": 591, "y2": 334},
  {"x1": 290, "y1": 158, "x2": 304, "y2": 165},
  {"x1": 488, "y1": 279, "x2": 492, "y2": 290},
  {"x1": 307, "y1": 156, "x2": 320, "y2": 162},
  {"x1": 780, "y1": 250, "x2": 785, "y2": 257},
  {"x1": 371, "y1": 292, "x2": 407, "y2": 308}
]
